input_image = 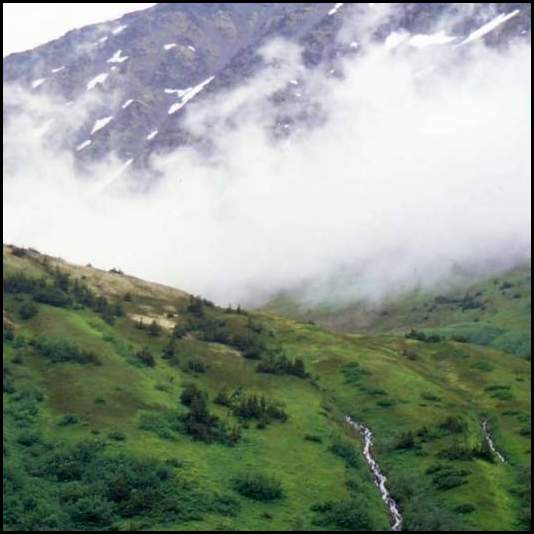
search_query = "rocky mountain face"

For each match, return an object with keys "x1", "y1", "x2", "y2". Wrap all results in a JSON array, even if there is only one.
[{"x1": 3, "y1": 3, "x2": 531, "y2": 171}]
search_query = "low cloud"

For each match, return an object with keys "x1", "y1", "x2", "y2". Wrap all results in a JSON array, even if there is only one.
[{"x1": 3, "y1": 26, "x2": 531, "y2": 308}]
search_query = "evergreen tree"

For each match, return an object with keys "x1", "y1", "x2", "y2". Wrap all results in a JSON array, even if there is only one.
[{"x1": 147, "y1": 320, "x2": 161, "y2": 337}]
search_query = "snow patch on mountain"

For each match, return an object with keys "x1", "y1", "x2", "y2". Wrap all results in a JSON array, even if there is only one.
[
  {"x1": 168, "y1": 76, "x2": 214, "y2": 115},
  {"x1": 328, "y1": 3, "x2": 344, "y2": 16},
  {"x1": 31, "y1": 78, "x2": 46, "y2": 89},
  {"x1": 76, "y1": 139, "x2": 92, "y2": 151},
  {"x1": 165, "y1": 88, "x2": 188, "y2": 96},
  {"x1": 91, "y1": 116, "x2": 113, "y2": 135},
  {"x1": 111, "y1": 25, "x2": 127, "y2": 35},
  {"x1": 87, "y1": 72, "x2": 109, "y2": 90},
  {"x1": 107, "y1": 49, "x2": 129, "y2": 63},
  {"x1": 461, "y1": 10, "x2": 520, "y2": 45},
  {"x1": 409, "y1": 31, "x2": 456, "y2": 47}
]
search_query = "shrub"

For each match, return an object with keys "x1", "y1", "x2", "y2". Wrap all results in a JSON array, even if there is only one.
[
  {"x1": 147, "y1": 320, "x2": 162, "y2": 337},
  {"x1": 3, "y1": 366, "x2": 15, "y2": 394},
  {"x1": 187, "y1": 359, "x2": 207, "y2": 373},
  {"x1": 421, "y1": 391, "x2": 441, "y2": 402},
  {"x1": 108, "y1": 431, "x2": 126, "y2": 441},
  {"x1": 16, "y1": 431, "x2": 43, "y2": 447},
  {"x1": 139, "y1": 410, "x2": 182, "y2": 440},
  {"x1": 405, "y1": 329, "x2": 443, "y2": 343},
  {"x1": 180, "y1": 384, "x2": 205, "y2": 407},
  {"x1": 18, "y1": 301, "x2": 39, "y2": 320},
  {"x1": 455, "y1": 503, "x2": 476, "y2": 514},
  {"x1": 68, "y1": 495, "x2": 115, "y2": 529},
  {"x1": 58, "y1": 414, "x2": 80, "y2": 426},
  {"x1": 4, "y1": 433, "x2": 239, "y2": 531},
  {"x1": 181, "y1": 395, "x2": 237, "y2": 445},
  {"x1": 376, "y1": 399, "x2": 396, "y2": 407},
  {"x1": 472, "y1": 361, "x2": 495, "y2": 372},
  {"x1": 233, "y1": 473, "x2": 283, "y2": 501},
  {"x1": 402, "y1": 348, "x2": 418, "y2": 360},
  {"x1": 186, "y1": 296, "x2": 207, "y2": 318},
  {"x1": 33, "y1": 287, "x2": 72, "y2": 307},
  {"x1": 30, "y1": 337, "x2": 100, "y2": 365},
  {"x1": 311, "y1": 497, "x2": 376, "y2": 530},
  {"x1": 432, "y1": 469, "x2": 469, "y2": 490},
  {"x1": 3, "y1": 273, "x2": 39, "y2": 294},
  {"x1": 136, "y1": 348, "x2": 155, "y2": 367},
  {"x1": 492, "y1": 390, "x2": 515, "y2": 401},
  {"x1": 329, "y1": 436, "x2": 359, "y2": 467},
  {"x1": 209, "y1": 495, "x2": 241, "y2": 517},
  {"x1": 229, "y1": 332, "x2": 264, "y2": 360},
  {"x1": 341, "y1": 361, "x2": 370, "y2": 385},
  {"x1": 425, "y1": 463, "x2": 446, "y2": 475},
  {"x1": 231, "y1": 393, "x2": 287, "y2": 425},
  {"x1": 437, "y1": 443, "x2": 473, "y2": 461},
  {"x1": 3, "y1": 322, "x2": 15, "y2": 341},
  {"x1": 519, "y1": 426, "x2": 531, "y2": 437},
  {"x1": 395, "y1": 431, "x2": 416, "y2": 450},
  {"x1": 439, "y1": 416, "x2": 468, "y2": 434},
  {"x1": 405, "y1": 329, "x2": 428, "y2": 341},
  {"x1": 256, "y1": 352, "x2": 308, "y2": 378},
  {"x1": 403, "y1": 494, "x2": 467, "y2": 530},
  {"x1": 304, "y1": 434, "x2": 323, "y2": 443},
  {"x1": 214, "y1": 388, "x2": 233, "y2": 407},
  {"x1": 10, "y1": 245, "x2": 27, "y2": 257},
  {"x1": 162, "y1": 338, "x2": 176, "y2": 359},
  {"x1": 172, "y1": 323, "x2": 187, "y2": 339}
]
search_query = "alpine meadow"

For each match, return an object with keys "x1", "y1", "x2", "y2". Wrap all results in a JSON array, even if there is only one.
[{"x1": 3, "y1": 3, "x2": 531, "y2": 532}]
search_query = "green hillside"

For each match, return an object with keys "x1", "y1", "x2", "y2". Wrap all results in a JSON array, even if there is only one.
[
  {"x1": 264, "y1": 265, "x2": 531, "y2": 360},
  {"x1": 3, "y1": 245, "x2": 531, "y2": 531}
]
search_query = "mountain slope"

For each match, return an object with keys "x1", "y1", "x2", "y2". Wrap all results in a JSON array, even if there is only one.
[
  {"x1": 3, "y1": 3, "x2": 531, "y2": 170},
  {"x1": 3, "y1": 244, "x2": 531, "y2": 531},
  {"x1": 264, "y1": 264, "x2": 532, "y2": 360}
]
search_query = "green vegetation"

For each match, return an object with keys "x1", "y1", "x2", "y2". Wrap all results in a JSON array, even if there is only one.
[
  {"x1": 232, "y1": 473, "x2": 284, "y2": 501},
  {"x1": 3, "y1": 245, "x2": 531, "y2": 531},
  {"x1": 265, "y1": 265, "x2": 531, "y2": 359},
  {"x1": 256, "y1": 350, "x2": 308, "y2": 377},
  {"x1": 311, "y1": 497, "x2": 377, "y2": 530}
]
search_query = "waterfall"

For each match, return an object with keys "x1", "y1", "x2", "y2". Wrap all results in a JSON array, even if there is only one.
[
  {"x1": 346, "y1": 416, "x2": 403, "y2": 531},
  {"x1": 482, "y1": 419, "x2": 506, "y2": 463}
]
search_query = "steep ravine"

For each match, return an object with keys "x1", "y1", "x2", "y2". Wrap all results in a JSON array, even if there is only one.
[{"x1": 346, "y1": 416, "x2": 403, "y2": 531}]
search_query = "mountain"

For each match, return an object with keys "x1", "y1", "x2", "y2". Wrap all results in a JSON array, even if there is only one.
[
  {"x1": 264, "y1": 263, "x2": 532, "y2": 359},
  {"x1": 3, "y1": 3, "x2": 531, "y2": 171},
  {"x1": 3, "y1": 244, "x2": 531, "y2": 531}
]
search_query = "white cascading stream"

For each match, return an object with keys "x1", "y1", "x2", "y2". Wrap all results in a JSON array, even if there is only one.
[{"x1": 346, "y1": 416, "x2": 403, "y2": 531}]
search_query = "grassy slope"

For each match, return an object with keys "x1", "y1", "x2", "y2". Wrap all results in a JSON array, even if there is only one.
[
  {"x1": 264, "y1": 264, "x2": 531, "y2": 359},
  {"x1": 3, "y1": 246, "x2": 531, "y2": 531}
]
